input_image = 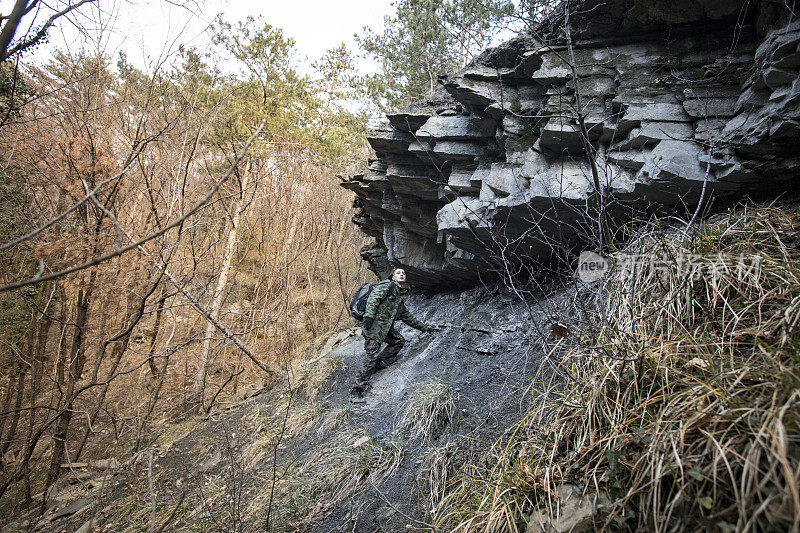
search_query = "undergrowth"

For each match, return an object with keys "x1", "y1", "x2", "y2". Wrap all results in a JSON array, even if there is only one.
[
  {"x1": 433, "y1": 204, "x2": 800, "y2": 532},
  {"x1": 249, "y1": 431, "x2": 404, "y2": 531},
  {"x1": 400, "y1": 378, "x2": 458, "y2": 443}
]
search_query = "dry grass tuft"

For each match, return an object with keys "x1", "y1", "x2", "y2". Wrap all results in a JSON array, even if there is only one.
[
  {"x1": 417, "y1": 441, "x2": 460, "y2": 516},
  {"x1": 249, "y1": 430, "x2": 404, "y2": 530},
  {"x1": 315, "y1": 405, "x2": 349, "y2": 438},
  {"x1": 434, "y1": 204, "x2": 800, "y2": 532},
  {"x1": 291, "y1": 351, "x2": 345, "y2": 400},
  {"x1": 153, "y1": 416, "x2": 202, "y2": 450},
  {"x1": 284, "y1": 401, "x2": 325, "y2": 437},
  {"x1": 399, "y1": 378, "x2": 457, "y2": 443}
]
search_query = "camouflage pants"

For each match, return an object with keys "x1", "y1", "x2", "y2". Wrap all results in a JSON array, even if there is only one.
[{"x1": 355, "y1": 327, "x2": 405, "y2": 390}]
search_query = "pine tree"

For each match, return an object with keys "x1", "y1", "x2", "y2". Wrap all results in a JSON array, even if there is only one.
[{"x1": 355, "y1": 0, "x2": 514, "y2": 111}]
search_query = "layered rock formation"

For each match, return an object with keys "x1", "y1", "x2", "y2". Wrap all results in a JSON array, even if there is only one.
[{"x1": 341, "y1": 0, "x2": 800, "y2": 287}]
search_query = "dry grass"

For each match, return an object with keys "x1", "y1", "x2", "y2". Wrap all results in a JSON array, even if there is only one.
[
  {"x1": 418, "y1": 441, "x2": 460, "y2": 516},
  {"x1": 102, "y1": 483, "x2": 191, "y2": 532},
  {"x1": 153, "y1": 416, "x2": 202, "y2": 450},
  {"x1": 283, "y1": 400, "x2": 349, "y2": 439},
  {"x1": 248, "y1": 430, "x2": 405, "y2": 531},
  {"x1": 320, "y1": 432, "x2": 405, "y2": 502},
  {"x1": 241, "y1": 348, "x2": 349, "y2": 469},
  {"x1": 399, "y1": 378, "x2": 458, "y2": 443},
  {"x1": 284, "y1": 401, "x2": 325, "y2": 437},
  {"x1": 433, "y1": 203, "x2": 800, "y2": 532},
  {"x1": 315, "y1": 405, "x2": 349, "y2": 438},
  {"x1": 291, "y1": 350, "x2": 345, "y2": 400}
]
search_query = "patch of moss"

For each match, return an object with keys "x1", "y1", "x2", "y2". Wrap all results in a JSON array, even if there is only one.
[
  {"x1": 154, "y1": 416, "x2": 202, "y2": 449},
  {"x1": 0, "y1": 291, "x2": 31, "y2": 346}
]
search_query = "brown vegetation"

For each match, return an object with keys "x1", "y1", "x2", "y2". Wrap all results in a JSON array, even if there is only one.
[{"x1": 0, "y1": 20, "x2": 368, "y2": 521}]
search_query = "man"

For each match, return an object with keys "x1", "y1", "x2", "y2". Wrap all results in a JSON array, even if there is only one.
[{"x1": 350, "y1": 267, "x2": 430, "y2": 403}]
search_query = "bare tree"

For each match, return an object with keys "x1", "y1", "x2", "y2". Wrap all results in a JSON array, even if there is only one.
[{"x1": 0, "y1": 0, "x2": 95, "y2": 62}]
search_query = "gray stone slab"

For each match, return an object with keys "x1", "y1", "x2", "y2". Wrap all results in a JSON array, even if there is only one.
[
  {"x1": 432, "y1": 141, "x2": 485, "y2": 161},
  {"x1": 617, "y1": 102, "x2": 692, "y2": 130},
  {"x1": 763, "y1": 67, "x2": 796, "y2": 89},
  {"x1": 530, "y1": 51, "x2": 572, "y2": 85},
  {"x1": 366, "y1": 127, "x2": 414, "y2": 155},
  {"x1": 416, "y1": 115, "x2": 495, "y2": 141},
  {"x1": 50, "y1": 499, "x2": 90, "y2": 521},
  {"x1": 682, "y1": 98, "x2": 737, "y2": 118},
  {"x1": 448, "y1": 170, "x2": 480, "y2": 193},
  {"x1": 539, "y1": 121, "x2": 587, "y2": 155},
  {"x1": 484, "y1": 164, "x2": 529, "y2": 197},
  {"x1": 646, "y1": 140, "x2": 708, "y2": 182},
  {"x1": 607, "y1": 149, "x2": 649, "y2": 170},
  {"x1": 613, "y1": 121, "x2": 694, "y2": 150},
  {"x1": 387, "y1": 112, "x2": 432, "y2": 132}
]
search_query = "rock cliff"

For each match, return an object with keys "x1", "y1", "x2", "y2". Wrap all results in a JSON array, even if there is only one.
[{"x1": 341, "y1": 0, "x2": 800, "y2": 287}]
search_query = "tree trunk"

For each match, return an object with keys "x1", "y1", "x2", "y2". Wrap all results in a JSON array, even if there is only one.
[
  {"x1": 0, "y1": 363, "x2": 26, "y2": 457},
  {"x1": 75, "y1": 273, "x2": 161, "y2": 460},
  {"x1": 0, "y1": 297, "x2": 37, "y2": 457},
  {"x1": 0, "y1": 371, "x2": 14, "y2": 448},
  {"x1": 44, "y1": 283, "x2": 92, "y2": 493},
  {"x1": 22, "y1": 304, "x2": 52, "y2": 500},
  {"x1": 192, "y1": 170, "x2": 251, "y2": 407},
  {"x1": 147, "y1": 288, "x2": 167, "y2": 379}
]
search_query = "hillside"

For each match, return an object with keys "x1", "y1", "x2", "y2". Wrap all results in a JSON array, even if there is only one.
[
  {"x1": 11, "y1": 201, "x2": 800, "y2": 532},
  {"x1": 3, "y1": 279, "x2": 570, "y2": 531},
  {"x1": 1, "y1": 0, "x2": 799, "y2": 531}
]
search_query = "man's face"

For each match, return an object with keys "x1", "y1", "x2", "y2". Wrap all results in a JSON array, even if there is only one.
[{"x1": 392, "y1": 269, "x2": 406, "y2": 283}]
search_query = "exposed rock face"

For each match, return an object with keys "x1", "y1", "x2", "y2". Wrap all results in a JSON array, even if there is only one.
[{"x1": 342, "y1": 0, "x2": 800, "y2": 287}]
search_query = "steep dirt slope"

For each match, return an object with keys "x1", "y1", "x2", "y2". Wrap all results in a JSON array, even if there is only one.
[
  {"x1": 312, "y1": 282, "x2": 568, "y2": 532},
  {"x1": 16, "y1": 280, "x2": 568, "y2": 532}
]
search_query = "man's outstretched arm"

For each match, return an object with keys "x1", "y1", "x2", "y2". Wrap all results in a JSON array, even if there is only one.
[{"x1": 397, "y1": 301, "x2": 427, "y2": 331}]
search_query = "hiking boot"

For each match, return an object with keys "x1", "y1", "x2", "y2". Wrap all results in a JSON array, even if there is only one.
[
  {"x1": 350, "y1": 388, "x2": 366, "y2": 403},
  {"x1": 378, "y1": 356, "x2": 396, "y2": 369}
]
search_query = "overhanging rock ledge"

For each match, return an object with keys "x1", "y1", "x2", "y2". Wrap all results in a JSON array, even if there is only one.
[{"x1": 341, "y1": 0, "x2": 800, "y2": 288}]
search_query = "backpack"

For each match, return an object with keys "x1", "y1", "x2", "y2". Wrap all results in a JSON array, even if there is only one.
[{"x1": 349, "y1": 283, "x2": 376, "y2": 320}]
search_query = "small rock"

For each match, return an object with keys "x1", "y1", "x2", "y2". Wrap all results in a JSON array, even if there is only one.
[
  {"x1": 49, "y1": 498, "x2": 90, "y2": 521},
  {"x1": 763, "y1": 67, "x2": 796, "y2": 89},
  {"x1": 526, "y1": 484, "x2": 611, "y2": 533},
  {"x1": 197, "y1": 451, "x2": 222, "y2": 473},
  {"x1": 352, "y1": 436, "x2": 370, "y2": 448},
  {"x1": 91, "y1": 458, "x2": 119, "y2": 470}
]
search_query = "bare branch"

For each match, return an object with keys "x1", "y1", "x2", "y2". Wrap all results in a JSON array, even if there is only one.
[
  {"x1": 1, "y1": 0, "x2": 96, "y2": 62},
  {"x1": 0, "y1": 114, "x2": 270, "y2": 292}
]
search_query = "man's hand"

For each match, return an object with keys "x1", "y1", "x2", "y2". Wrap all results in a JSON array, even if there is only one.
[{"x1": 362, "y1": 317, "x2": 374, "y2": 331}]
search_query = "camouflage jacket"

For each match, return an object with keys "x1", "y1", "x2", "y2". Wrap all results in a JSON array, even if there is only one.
[{"x1": 362, "y1": 280, "x2": 425, "y2": 342}]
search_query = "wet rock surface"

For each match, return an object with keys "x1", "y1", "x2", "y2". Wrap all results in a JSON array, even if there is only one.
[{"x1": 342, "y1": 0, "x2": 800, "y2": 288}]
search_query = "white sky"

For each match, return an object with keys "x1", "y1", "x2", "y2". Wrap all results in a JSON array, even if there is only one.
[
  {"x1": 223, "y1": 0, "x2": 395, "y2": 62},
  {"x1": 2, "y1": 0, "x2": 396, "y2": 72}
]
